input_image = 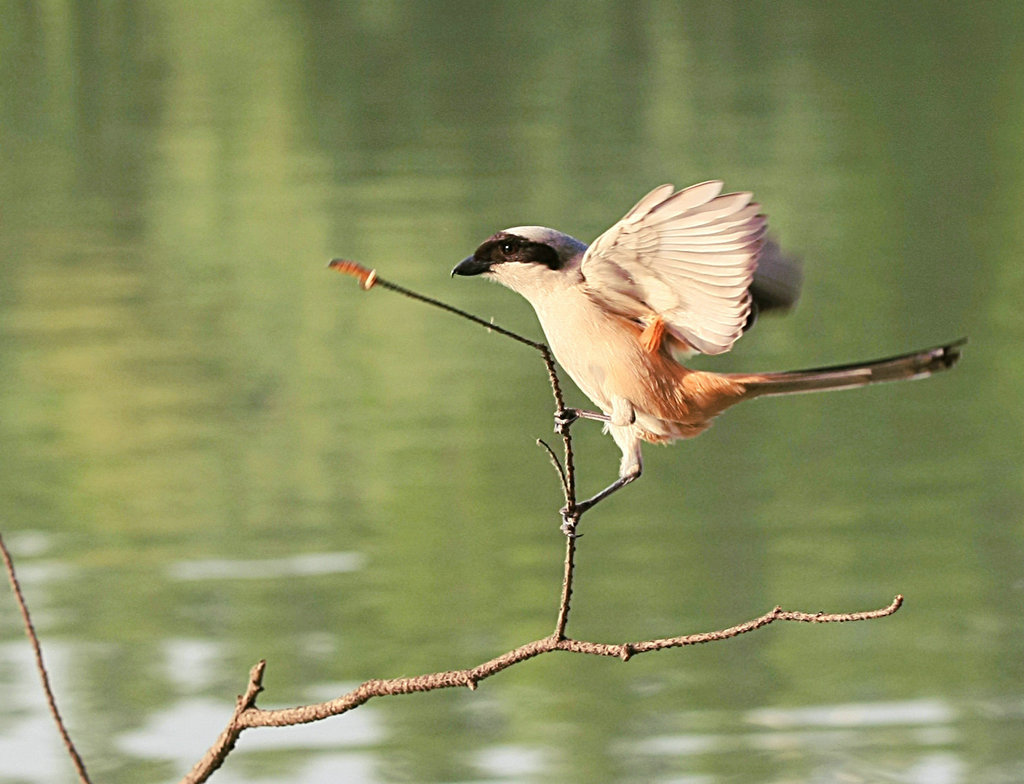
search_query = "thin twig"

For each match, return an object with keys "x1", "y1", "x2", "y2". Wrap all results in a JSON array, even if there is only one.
[
  {"x1": 553, "y1": 533, "x2": 578, "y2": 640},
  {"x1": 328, "y1": 260, "x2": 571, "y2": 420},
  {"x1": 330, "y1": 260, "x2": 588, "y2": 625},
  {"x1": 0, "y1": 534, "x2": 92, "y2": 784},
  {"x1": 330, "y1": 259, "x2": 580, "y2": 512},
  {"x1": 328, "y1": 259, "x2": 550, "y2": 355},
  {"x1": 536, "y1": 438, "x2": 569, "y2": 499}
]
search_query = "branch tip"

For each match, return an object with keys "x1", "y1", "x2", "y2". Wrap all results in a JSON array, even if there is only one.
[
  {"x1": 251, "y1": 660, "x2": 266, "y2": 682},
  {"x1": 328, "y1": 259, "x2": 378, "y2": 290},
  {"x1": 537, "y1": 438, "x2": 569, "y2": 497}
]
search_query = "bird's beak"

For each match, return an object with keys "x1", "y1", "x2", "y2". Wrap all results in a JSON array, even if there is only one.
[{"x1": 451, "y1": 255, "x2": 492, "y2": 277}]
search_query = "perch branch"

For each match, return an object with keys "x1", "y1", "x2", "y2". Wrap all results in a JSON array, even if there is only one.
[
  {"x1": 0, "y1": 263, "x2": 908, "y2": 784},
  {"x1": 0, "y1": 533, "x2": 93, "y2": 784}
]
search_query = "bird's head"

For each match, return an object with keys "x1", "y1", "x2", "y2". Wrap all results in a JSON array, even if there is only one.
[{"x1": 452, "y1": 227, "x2": 587, "y2": 301}]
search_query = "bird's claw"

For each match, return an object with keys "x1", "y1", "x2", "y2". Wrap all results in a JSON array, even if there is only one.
[
  {"x1": 554, "y1": 408, "x2": 579, "y2": 434},
  {"x1": 559, "y1": 513, "x2": 582, "y2": 537},
  {"x1": 559, "y1": 500, "x2": 590, "y2": 536}
]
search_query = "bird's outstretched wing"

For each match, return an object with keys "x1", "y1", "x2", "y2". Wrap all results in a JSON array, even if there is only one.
[{"x1": 580, "y1": 181, "x2": 766, "y2": 356}]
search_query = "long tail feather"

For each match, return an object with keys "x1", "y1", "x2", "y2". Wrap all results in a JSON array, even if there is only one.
[{"x1": 738, "y1": 338, "x2": 966, "y2": 397}]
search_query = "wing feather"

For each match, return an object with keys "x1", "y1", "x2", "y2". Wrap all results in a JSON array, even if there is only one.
[
  {"x1": 581, "y1": 181, "x2": 766, "y2": 355},
  {"x1": 633, "y1": 180, "x2": 723, "y2": 221},
  {"x1": 646, "y1": 192, "x2": 754, "y2": 229},
  {"x1": 622, "y1": 184, "x2": 678, "y2": 222}
]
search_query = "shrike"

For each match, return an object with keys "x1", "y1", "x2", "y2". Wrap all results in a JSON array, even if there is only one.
[{"x1": 452, "y1": 181, "x2": 963, "y2": 513}]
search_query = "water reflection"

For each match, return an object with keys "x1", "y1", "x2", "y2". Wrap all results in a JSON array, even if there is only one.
[
  {"x1": 748, "y1": 699, "x2": 955, "y2": 729},
  {"x1": 168, "y1": 552, "x2": 364, "y2": 581},
  {"x1": 116, "y1": 695, "x2": 382, "y2": 762},
  {"x1": 105, "y1": 690, "x2": 1016, "y2": 784},
  {"x1": 0, "y1": 643, "x2": 76, "y2": 783},
  {"x1": 630, "y1": 699, "x2": 968, "y2": 783}
]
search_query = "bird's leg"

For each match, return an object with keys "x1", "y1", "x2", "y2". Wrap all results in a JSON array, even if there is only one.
[
  {"x1": 561, "y1": 411, "x2": 643, "y2": 519},
  {"x1": 555, "y1": 399, "x2": 635, "y2": 434},
  {"x1": 571, "y1": 464, "x2": 642, "y2": 515}
]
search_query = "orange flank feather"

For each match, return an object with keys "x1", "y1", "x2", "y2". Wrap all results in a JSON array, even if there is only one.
[
  {"x1": 604, "y1": 320, "x2": 753, "y2": 443},
  {"x1": 645, "y1": 368, "x2": 750, "y2": 440},
  {"x1": 639, "y1": 316, "x2": 667, "y2": 354}
]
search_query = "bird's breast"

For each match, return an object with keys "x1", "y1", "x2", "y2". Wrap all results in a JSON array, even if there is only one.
[{"x1": 531, "y1": 291, "x2": 676, "y2": 414}]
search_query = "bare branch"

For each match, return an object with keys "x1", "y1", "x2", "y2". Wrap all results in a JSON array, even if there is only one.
[
  {"x1": 553, "y1": 532, "x2": 578, "y2": 640},
  {"x1": 0, "y1": 534, "x2": 93, "y2": 784},
  {"x1": 179, "y1": 595, "x2": 903, "y2": 783}
]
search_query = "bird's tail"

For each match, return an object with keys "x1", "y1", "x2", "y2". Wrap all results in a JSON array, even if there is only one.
[{"x1": 735, "y1": 338, "x2": 966, "y2": 398}]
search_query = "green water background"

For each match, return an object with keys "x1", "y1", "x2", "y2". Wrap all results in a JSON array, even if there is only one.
[{"x1": 1, "y1": 3, "x2": 1022, "y2": 782}]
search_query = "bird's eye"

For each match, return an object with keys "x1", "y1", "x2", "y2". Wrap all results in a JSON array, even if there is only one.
[{"x1": 501, "y1": 242, "x2": 513, "y2": 255}]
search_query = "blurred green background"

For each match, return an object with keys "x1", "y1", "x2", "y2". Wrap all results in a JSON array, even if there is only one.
[{"x1": 1, "y1": 2, "x2": 1022, "y2": 783}]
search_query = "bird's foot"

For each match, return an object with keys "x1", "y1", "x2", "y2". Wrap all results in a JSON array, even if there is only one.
[
  {"x1": 559, "y1": 510, "x2": 583, "y2": 536},
  {"x1": 554, "y1": 408, "x2": 579, "y2": 434},
  {"x1": 559, "y1": 498, "x2": 594, "y2": 536}
]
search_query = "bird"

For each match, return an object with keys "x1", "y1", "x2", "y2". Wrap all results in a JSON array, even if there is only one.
[{"x1": 451, "y1": 181, "x2": 964, "y2": 516}]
